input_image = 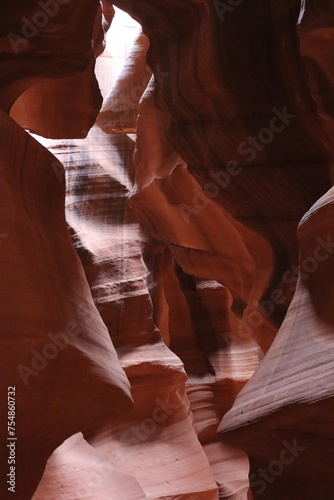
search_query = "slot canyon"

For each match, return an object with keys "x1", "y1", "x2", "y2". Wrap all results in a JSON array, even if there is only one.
[{"x1": 1, "y1": 1, "x2": 334, "y2": 499}]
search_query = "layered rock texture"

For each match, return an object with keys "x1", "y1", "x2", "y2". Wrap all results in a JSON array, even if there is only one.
[{"x1": 1, "y1": 1, "x2": 334, "y2": 499}]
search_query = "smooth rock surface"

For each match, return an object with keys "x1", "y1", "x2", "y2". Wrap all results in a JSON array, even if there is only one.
[{"x1": 2, "y1": 0, "x2": 334, "y2": 499}]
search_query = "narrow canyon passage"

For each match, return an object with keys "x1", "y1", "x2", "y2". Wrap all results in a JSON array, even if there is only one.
[{"x1": 1, "y1": 2, "x2": 334, "y2": 499}]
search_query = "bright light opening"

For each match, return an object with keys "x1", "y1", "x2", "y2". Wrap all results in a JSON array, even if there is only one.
[{"x1": 95, "y1": 7, "x2": 141, "y2": 99}]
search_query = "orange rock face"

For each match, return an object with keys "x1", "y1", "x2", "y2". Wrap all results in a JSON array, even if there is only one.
[{"x1": 1, "y1": 1, "x2": 334, "y2": 499}]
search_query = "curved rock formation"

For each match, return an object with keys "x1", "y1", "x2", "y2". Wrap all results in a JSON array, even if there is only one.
[
  {"x1": 219, "y1": 186, "x2": 334, "y2": 499},
  {"x1": 0, "y1": 110, "x2": 132, "y2": 500},
  {"x1": 35, "y1": 121, "x2": 219, "y2": 499},
  {"x1": 97, "y1": 31, "x2": 151, "y2": 133},
  {"x1": 1, "y1": 0, "x2": 334, "y2": 498}
]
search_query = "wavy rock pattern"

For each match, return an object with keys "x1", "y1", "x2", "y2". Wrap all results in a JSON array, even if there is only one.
[
  {"x1": 34, "y1": 122, "x2": 220, "y2": 499},
  {"x1": 1, "y1": 0, "x2": 334, "y2": 499},
  {"x1": 0, "y1": 110, "x2": 132, "y2": 500}
]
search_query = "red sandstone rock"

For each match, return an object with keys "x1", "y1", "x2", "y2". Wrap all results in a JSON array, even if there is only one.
[
  {"x1": 2, "y1": 0, "x2": 334, "y2": 498},
  {"x1": 32, "y1": 433, "x2": 147, "y2": 499},
  {"x1": 38, "y1": 123, "x2": 220, "y2": 499},
  {"x1": 0, "y1": 111, "x2": 132, "y2": 499},
  {"x1": 219, "y1": 186, "x2": 334, "y2": 498},
  {"x1": 97, "y1": 31, "x2": 151, "y2": 134}
]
